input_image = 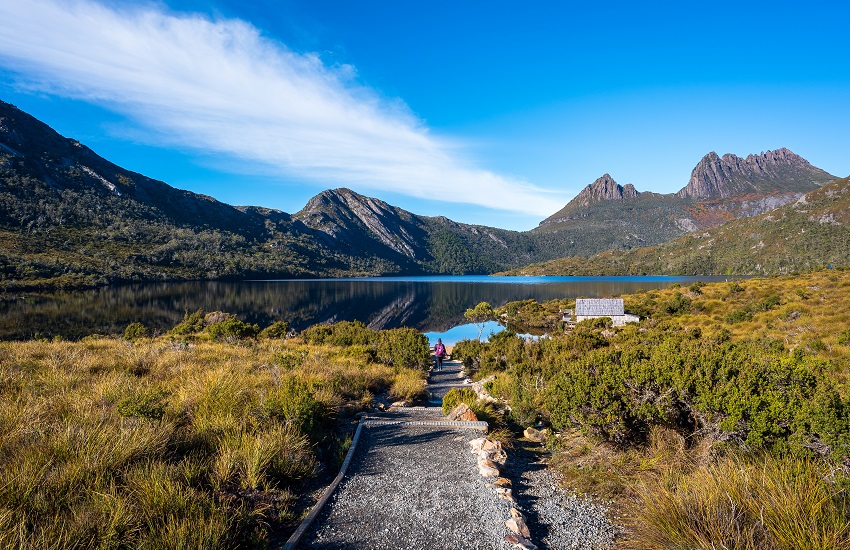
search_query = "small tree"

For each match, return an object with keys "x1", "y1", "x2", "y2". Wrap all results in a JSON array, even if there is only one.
[{"x1": 464, "y1": 301, "x2": 496, "y2": 341}]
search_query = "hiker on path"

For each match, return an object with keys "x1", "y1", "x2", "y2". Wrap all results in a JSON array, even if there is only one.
[{"x1": 434, "y1": 338, "x2": 447, "y2": 371}]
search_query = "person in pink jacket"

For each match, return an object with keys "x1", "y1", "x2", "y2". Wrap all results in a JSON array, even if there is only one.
[{"x1": 434, "y1": 338, "x2": 447, "y2": 371}]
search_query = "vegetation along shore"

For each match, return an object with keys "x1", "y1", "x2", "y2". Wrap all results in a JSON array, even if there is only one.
[{"x1": 2, "y1": 269, "x2": 850, "y2": 548}]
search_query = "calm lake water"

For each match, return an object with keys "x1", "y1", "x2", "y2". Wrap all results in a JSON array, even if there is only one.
[{"x1": 0, "y1": 275, "x2": 731, "y2": 341}]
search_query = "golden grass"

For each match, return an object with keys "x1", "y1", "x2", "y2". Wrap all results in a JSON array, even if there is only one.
[
  {"x1": 0, "y1": 336, "x2": 421, "y2": 547},
  {"x1": 628, "y1": 454, "x2": 850, "y2": 550}
]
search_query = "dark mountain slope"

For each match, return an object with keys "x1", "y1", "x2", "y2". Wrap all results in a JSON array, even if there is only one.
[
  {"x1": 502, "y1": 175, "x2": 850, "y2": 276},
  {"x1": 0, "y1": 101, "x2": 550, "y2": 288},
  {"x1": 292, "y1": 188, "x2": 550, "y2": 274}
]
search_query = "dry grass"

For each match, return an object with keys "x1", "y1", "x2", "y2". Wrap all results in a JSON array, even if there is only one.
[
  {"x1": 0, "y1": 336, "x2": 421, "y2": 547},
  {"x1": 628, "y1": 454, "x2": 850, "y2": 550},
  {"x1": 549, "y1": 428, "x2": 850, "y2": 550}
]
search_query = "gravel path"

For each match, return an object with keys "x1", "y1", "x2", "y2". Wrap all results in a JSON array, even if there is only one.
[
  {"x1": 503, "y1": 451, "x2": 618, "y2": 549},
  {"x1": 295, "y1": 356, "x2": 619, "y2": 549},
  {"x1": 426, "y1": 359, "x2": 466, "y2": 404},
  {"x1": 300, "y1": 423, "x2": 513, "y2": 549}
]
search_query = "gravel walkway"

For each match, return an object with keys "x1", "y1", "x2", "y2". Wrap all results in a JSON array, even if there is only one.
[
  {"x1": 503, "y1": 451, "x2": 618, "y2": 549},
  {"x1": 426, "y1": 359, "x2": 466, "y2": 404},
  {"x1": 295, "y1": 356, "x2": 619, "y2": 549},
  {"x1": 300, "y1": 423, "x2": 513, "y2": 549}
]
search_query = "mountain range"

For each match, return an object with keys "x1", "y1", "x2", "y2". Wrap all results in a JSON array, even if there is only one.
[{"x1": 0, "y1": 99, "x2": 842, "y2": 289}]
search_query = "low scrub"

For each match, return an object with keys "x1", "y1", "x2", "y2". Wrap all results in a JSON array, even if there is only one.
[{"x1": 476, "y1": 270, "x2": 850, "y2": 546}]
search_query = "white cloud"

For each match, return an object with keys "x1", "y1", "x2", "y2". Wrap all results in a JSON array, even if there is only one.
[{"x1": 0, "y1": 0, "x2": 565, "y2": 216}]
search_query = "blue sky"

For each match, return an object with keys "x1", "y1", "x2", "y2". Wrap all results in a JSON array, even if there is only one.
[{"x1": 0, "y1": 0, "x2": 848, "y2": 230}]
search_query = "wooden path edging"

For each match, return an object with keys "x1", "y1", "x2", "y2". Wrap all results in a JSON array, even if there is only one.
[
  {"x1": 281, "y1": 412, "x2": 489, "y2": 549},
  {"x1": 281, "y1": 416, "x2": 365, "y2": 550}
]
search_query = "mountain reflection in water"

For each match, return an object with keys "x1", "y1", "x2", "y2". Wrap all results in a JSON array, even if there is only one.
[{"x1": 0, "y1": 276, "x2": 728, "y2": 340}]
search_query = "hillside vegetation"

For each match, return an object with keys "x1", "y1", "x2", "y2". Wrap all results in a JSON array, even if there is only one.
[
  {"x1": 2, "y1": 99, "x2": 843, "y2": 289},
  {"x1": 453, "y1": 269, "x2": 850, "y2": 548},
  {"x1": 503, "y1": 176, "x2": 850, "y2": 276},
  {"x1": 0, "y1": 315, "x2": 429, "y2": 548}
]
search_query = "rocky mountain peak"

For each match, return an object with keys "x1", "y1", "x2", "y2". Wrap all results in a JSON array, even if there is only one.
[
  {"x1": 572, "y1": 174, "x2": 639, "y2": 207},
  {"x1": 677, "y1": 148, "x2": 833, "y2": 199}
]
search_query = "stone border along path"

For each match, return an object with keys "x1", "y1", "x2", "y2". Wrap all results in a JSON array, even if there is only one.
[{"x1": 284, "y1": 358, "x2": 611, "y2": 549}]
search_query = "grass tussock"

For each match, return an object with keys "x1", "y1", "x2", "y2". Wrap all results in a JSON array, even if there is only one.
[
  {"x1": 628, "y1": 453, "x2": 850, "y2": 550},
  {"x1": 0, "y1": 329, "x2": 425, "y2": 547}
]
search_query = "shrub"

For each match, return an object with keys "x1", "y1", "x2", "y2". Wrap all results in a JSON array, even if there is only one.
[
  {"x1": 661, "y1": 292, "x2": 692, "y2": 315},
  {"x1": 123, "y1": 322, "x2": 150, "y2": 341},
  {"x1": 171, "y1": 309, "x2": 206, "y2": 335},
  {"x1": 543, "y1": 330, "x2": 850, "y2": 456},
  {"x1": 376, "y1": 327, "x2": 430, "y2": 370},
  {"x1": 758, "y1": 294, "x2": 781, "y2": 311},
  {"x1": 452, "y1": 339, "x2": 483, "y2": 370},
  {"x1": 689, "y1": 281, "x2": 705, "y2": 294},
  {"x1": 261, "y1": 377, "x2": 325, "y2": 438},
  {"x1": 117, "y1": 388, "x2": 169, "y2": 420},
  {"x1": 725, "y1": 307, "x2": 753, "y2": 324},
  {"x1": 577, "y1": 317, "x2": 612, "y2": 329},
  {"x1": 837, "y1": 329, "x2": 850, "y2": 345},
  {"x1": 302, "y1": 321, "x2": 373, "y2": 347},
  {"x1": 442, "y1": 387, "x2": 478, "y2": 414},
  {"x1": 260, "y1": 320, "x2": 290, "y2": 339},
  {"x1": 207, "y1": 318, "x2": 259, "y2": 341}
]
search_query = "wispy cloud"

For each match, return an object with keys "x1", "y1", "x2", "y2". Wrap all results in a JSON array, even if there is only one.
[{"x1": 0, "y1": 0, "x2": 564, "y2": 216}]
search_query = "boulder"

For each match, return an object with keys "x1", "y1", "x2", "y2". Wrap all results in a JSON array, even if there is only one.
[
  {"x1": 391, "y1": 400, "x2": 410, "y2": 408},
  {"x1": 506, "y1": 517, "x2": 531, "y2": 539},
  {"x1": 482, "y1": 439, "x2": 502, "y2": 451},
  {"x1": 509, "y1": 507, "x2": 524, "y2": 520},
  {"x1": 523, "y1": 427, "x2": 549, "y2": 443},
  {"x1": 478, "y1": 463, "x2": 500, "y2": 477},
  {"x1": 486, "y1": 477, "x2": 512, "y2": 488},
  {"x1": 504, "y1": 533, "x2": 538, "y2": 550},
  {"x1": 447, "y1": 403, "x2": 478, "y2": 422},
  {"x1": 478, "y1": 448, "x2": 507, "y2": 465},
  {"x1": 468, "y1": 437, "x2": 487, "y2": 452},
  {"x1": 477, "y1": 457, "x2": 500, "y2": 477}
]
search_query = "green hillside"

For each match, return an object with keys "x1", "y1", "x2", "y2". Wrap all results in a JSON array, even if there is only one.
[{"x1": 502, "y1": 176, "x2": 850, "y2": 276}]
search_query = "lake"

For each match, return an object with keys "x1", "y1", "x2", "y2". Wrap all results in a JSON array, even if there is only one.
[{"x1": 0, "y1": 275, "x2": 731, "y2": 341}]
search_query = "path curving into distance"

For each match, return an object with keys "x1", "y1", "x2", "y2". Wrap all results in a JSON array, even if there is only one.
[
  {"x1": 289, "y1": 358, "x2": 618, "y2": 549},
  {"x1": 294, "y1": 359, "x2": 517, "y2": 549}
]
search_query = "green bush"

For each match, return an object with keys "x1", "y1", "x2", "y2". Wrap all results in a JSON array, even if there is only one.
[
  {"x1": 302, "y1": 321, "x2": 373, "y2": 346},
  {"x1": 689, "y1": 281, "x2": 706, "y2": 294},
  {"x1": 757, "y1": 294, "x2": 781, "y2": 311},
  {"x1": 260, "y1": 320, "x2": 290, "y2": 339},
  {"x1": 207, "y1": 317, "x2": 259, "y2": 341},
  {"x1": 838, "y1": 329, "x2": 850, "y2": 345},
  {"x1": 725, "y1": 308, "x2": 754, "y2": 324},
  {"x1": 124, "y1": 322, "x2": 150, "y2": 341},
  {"x1": 661, "y1": 292, "x2": 692, "y2": 315},
  {"x1": 452, "y1": 338, "x2": 483, "y2": 370},
  {"x1": 543, "y1": 329, "x2": 850, "y2": 457},
  {"x1": 261, "y1": 377, "x2": 325, "y2": 439},
  {"x1": 376, "y1": 327, "x2": 430, "y2": 370},
  {"x1": 442, "y1": 387, "x2": 478, "y2": 414},
  {"x1": 171, "y1": 309, "x2": 206, "y2": 335}
]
